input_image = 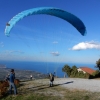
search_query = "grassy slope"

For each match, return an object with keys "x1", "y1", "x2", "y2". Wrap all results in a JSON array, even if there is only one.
[{"x1": 1, "y1": 79, "x2": 100, "y2": 100}]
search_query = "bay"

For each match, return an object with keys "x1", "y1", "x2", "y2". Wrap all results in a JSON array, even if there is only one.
[{"x1": 0, "y1": 61, "x2": 97, "y2": 77}]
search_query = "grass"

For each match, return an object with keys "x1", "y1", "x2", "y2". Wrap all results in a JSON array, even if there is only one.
[{"x1": 0, "y1": 79, "x2": 100, "y2": 100}]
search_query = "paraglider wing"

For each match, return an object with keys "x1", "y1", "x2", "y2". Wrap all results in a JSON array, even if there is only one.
[{"x1": 5, "y1": 7, "x2": 87, "y2": 36}]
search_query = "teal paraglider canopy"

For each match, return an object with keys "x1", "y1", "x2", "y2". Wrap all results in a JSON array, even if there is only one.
[{"x1": 5, "y1": 7, "x2": 87, "y2": 36}]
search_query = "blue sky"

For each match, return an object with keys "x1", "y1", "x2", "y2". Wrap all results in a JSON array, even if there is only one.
[{"x1": 0, "y1": 0, "x2": 100, "y2": 64}]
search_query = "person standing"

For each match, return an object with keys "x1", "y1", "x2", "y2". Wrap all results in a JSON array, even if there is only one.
[
  {"x1": 49, "y1": 73, "x2": 54, "y2": 87},
  {"x1": 9, "y1": 69, "x2": 17, "y2": 95}
]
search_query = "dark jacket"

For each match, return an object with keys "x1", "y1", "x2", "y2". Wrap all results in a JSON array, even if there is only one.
[
  {"x1": 49, "y1": 74, "x2": 54, "y2": 82},
  {"x1": 9, "y1": 73, "x2": 15, "y2": 83}
]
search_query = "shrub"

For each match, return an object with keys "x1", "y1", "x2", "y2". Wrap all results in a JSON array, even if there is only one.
[{"x1": 0, "y1": 81, "x2": 9, "y2": 97}]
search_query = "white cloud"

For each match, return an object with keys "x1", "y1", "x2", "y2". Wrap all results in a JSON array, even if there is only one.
[
  {"x1": 50, "y1": 51, "x2": 60, "y2": 56},
  {"x1": 69, "y1": 41, "x2": 100, "y2": 51},
  {"x1": 52, "y1": 41, "x2": 58, "y2": 44},
  {"x1": 0, "y1": 50, "x2": 25, "y2": 61},
  {"x1": 3, "y1": 50, "x2": 24, "y2": 54}
]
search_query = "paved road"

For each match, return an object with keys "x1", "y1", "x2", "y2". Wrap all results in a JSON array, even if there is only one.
[{"x1": 54, "y1": 78, "x2": 100, "y2": 92}]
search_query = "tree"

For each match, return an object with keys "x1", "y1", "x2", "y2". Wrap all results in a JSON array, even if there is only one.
[
  {"x1": 70, "y1": 65, "x2": 78, "y2": 77},
  {"x1": 72, "y1": 65, "x2": 78, "y2": 72},
  {"x1": 62, "y1": 64, "x2": 71, "y2": 77},
  {"x1": 78, "y1": 71, "x2": 84, "y2": 78},
  {"x1": 92, "y1": 70, "x2": 100, "y2": 77},
  {"x1": 96, "y1": 59, "x2": 100, "y2": 70}
]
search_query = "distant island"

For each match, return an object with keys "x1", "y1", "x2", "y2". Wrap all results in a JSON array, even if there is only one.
[{"x1": 0, "y1": 64, "x2": 6, "y2": 68}]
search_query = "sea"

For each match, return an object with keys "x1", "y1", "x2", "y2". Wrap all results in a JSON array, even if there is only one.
[{"x1": 0, "y1": 60, "x2": 97, "y2": 78}]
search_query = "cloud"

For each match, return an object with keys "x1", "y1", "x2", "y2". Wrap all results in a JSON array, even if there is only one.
[
  {"x1": 0, "y1": 42, "x2": 3, "y2": 44},
  {"x1": 0, "y1": 50, "x2": 25, "y2": 61},
  {"x1": 0, "y1": 42, "x2": 4, "y2": 47},
  {"x1": 69, "y1": 41, "x2": 100, "y2": 51},
  {"x1": 50, "y1": 51, "x2": 60, "y2": 56},
  {"x1": 4, "y1": 50, "x2": 24, "y2": 54},
  {"x1": 13, "y1": 50, "x2": 24, "y2": 54},
  {"x1": 52, "y1": 41, "x2": 58, "y2": 44}
]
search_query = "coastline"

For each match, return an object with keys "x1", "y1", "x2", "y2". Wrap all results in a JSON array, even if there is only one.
[
  {"x1": 0, "y1": 68, "x2": 48, "y2": 81},
  {"x1": 0, "y1": 64, "x2": 6, "y2": 68}
]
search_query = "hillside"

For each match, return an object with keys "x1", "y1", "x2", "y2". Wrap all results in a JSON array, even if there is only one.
[{"x1": 1, "y1": 78, "x2": 100, "y2": 100}]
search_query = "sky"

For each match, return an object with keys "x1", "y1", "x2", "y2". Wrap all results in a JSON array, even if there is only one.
[{"x1": 0, "y1": 0, "x2": 100, "y2": 64}]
